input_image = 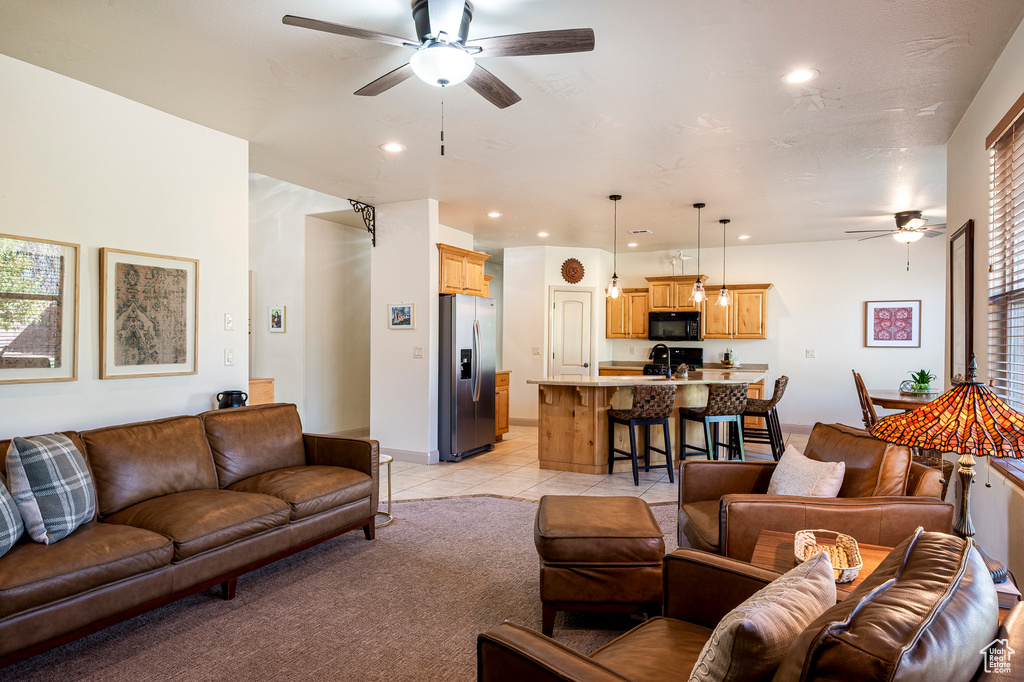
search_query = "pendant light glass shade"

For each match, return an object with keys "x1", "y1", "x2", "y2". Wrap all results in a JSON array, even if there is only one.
[
  {"x1": 608, "y1": 195, "x2": 622, "y2": 298},
  {"x1": 690, "y1": 203, "x2": 706, "y2": 304},
  {"x1": 717, "y1": 218, "x2": 730, "y2": 307}
]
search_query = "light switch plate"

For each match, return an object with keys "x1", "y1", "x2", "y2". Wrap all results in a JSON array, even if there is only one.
[
  {"x1": 805, "y1": 349, "x2": 816, "y2": 359},
  {"x1": 532, "y1": 346, "x2": 541, "y2": 355},
  {"x1": 224, "y1": 313, "x2": 234, "y2": 331},
  {"x1": 224, "y1": 348, "x2": 234, "y2": 366},
  {"x1": 413, "y1": 347, "x2": 423, "y2": 358}
]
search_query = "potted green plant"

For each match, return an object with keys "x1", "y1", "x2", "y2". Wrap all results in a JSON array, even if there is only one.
[{"x1": 908, "y1": 369, "x2": 937, "y2": 392}]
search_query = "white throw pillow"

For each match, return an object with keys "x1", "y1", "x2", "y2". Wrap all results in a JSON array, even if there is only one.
[
  {"x1": 688, "y1": 551, "x2": 838, "y2": 682},
  {"x1": 767, "y1": 445, "x2": 845, "y2": 497}
]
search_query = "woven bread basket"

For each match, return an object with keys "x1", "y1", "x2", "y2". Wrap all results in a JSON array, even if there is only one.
[{"x1": 794, "y1": 529, "x2": 863, "y2": 583}]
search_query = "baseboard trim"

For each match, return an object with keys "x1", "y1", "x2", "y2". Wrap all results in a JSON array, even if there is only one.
[
  {"x1": 781, "y1": 423, "x2": 813, "y2": 435},
  {"x1": 331, "y1": 426, "x2": 371, "y2": 438},
  {"x1": 382, "y1": 447, "x2": 439, "y2": 465},
  {"x1": 509, "y1": 418, "x2": 539, "y2": 428}
]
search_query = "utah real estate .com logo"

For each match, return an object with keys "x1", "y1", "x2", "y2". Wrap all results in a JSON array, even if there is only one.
[{"x1": 982, "y1": 638, "x2": 1015, "y2": 674}]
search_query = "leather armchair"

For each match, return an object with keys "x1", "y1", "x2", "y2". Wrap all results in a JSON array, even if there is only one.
[{"x1": 678, "y1": 423, "x2": 954, "y2": 560}]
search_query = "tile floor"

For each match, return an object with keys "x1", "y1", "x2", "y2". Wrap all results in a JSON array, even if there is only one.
[{"x1": 380, "y1": 425, "x2": 810, "y2": 507}]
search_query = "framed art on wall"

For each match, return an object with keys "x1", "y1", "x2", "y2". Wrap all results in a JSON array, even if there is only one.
[
  {"x1": 388, "y1": 303, "x2": 414, "y2": 329},
  {"x1": 100, "y1": 248, "x2": 198, "y2": 379},
  {"x1": 949, "y1": 219, "x2": 974, "y2": 378},
  {"x1": 0, "y1": 234, "x2": 79, "y2": 384},
  {"x1": 269, "y1": 306, "x2": 286, "y2": 333},
  {"x1": 865, "y1": 300, "x2": 921, "y2": 348}
]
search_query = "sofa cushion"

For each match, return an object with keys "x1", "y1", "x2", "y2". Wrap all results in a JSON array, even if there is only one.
[
  {"x1": 0, "y1": 476, "x2": 24, "y2": 558},
  {"x1": 767, "y1": 445, "x2": 845, "y2": 498},
  {"x1": 803, "y1": 422, "x2": 911, "y2": 497},
  {"x1": 104, "y1": 489, "x2": 290, "y2": 561},
  {"x1": 689, "y1": 551, "x2": 836, "y2": 682},
  {"x1": 0, "y1": 520, "x2": 172, "y2": 619},
  {"x1": 6, "y1": 434, "x2": 97, "y2": 544},
  {"x1": 774, "y1": 529, "x2": 999, "y2": 682},
  {"x1": 82, "y1": 416, "x2": 218, "y2": 517},
  {"x1": 227, "y1": 466, "x2": 373, "y2": 521},
  {"x1": 680, "y1": 500, "x2": 721, "y2": 552},
  {"x1": 201, "y1": 404, "x2": 307, "y2": 488},
  {"x1": 590, "y1": 617, "x2": 714, "y2": 679}
]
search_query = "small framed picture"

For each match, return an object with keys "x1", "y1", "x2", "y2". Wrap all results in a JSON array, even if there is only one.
[
  {"x1": 865, "y1": 300, "x2": 921, "y2": 348},
  {"x1": 388, "y1": 303, "x2": 414, "y2": 329},
  {"x1": 269, "y1": 306, "x2": 286, "y2": 333}
]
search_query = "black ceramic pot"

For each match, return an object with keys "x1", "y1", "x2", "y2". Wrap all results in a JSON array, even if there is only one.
[{"x1": 217, "y1": 390, "x2": 248, "y2": 409}]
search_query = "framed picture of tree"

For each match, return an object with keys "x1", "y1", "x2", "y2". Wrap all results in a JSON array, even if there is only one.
[{"x1": 0, "y1": 234, "x2": 80, "y2": 384}]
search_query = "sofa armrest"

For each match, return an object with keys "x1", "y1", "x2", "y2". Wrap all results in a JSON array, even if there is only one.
[
  {"x1": 302, "y1": 433, "x2": 379, "y2": 478},
  {"x1": 478, "y1": 622, "x2": 629, "y2": 682},
  {"x1": 719, "y1": 495, "x2": 954, "y2": 561},
  {"x1": 678, "y1": 461, "x2": 774, "y2": 503},
  {"x1": 975, "y1": 602, "x2": 1024, "y2": 681},
  {"x1": 907, "y1": 461, "x2": 944, "y2": 498},
  {"x1": 663, "y1": 548, "x2": 779, "y2": 628}
]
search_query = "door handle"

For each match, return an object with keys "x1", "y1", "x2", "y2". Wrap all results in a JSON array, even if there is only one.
[
  {"x1": 583, "y1": 362, "x2": 590, "y2": 368},
  {"x1": 472, "y1": 320, "x2": 482, "y2": 402}
]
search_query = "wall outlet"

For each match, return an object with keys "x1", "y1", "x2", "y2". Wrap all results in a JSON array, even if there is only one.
[
  {"x1": 532, "y1": 346, "x2": 541, "y2": 355},
  {"x1": 224, "y1": 348, "x2": 234, "y2": 366},
  {"x1": 629, "y1": 346, "x2": 636, "y2": 355},
  {"x1": 413, "y1": 347, "x2": 423, "y2": 359},
  {"x1": 805, "y1": 349, "x2": 816, "y2": 359},
  {"x1": 224, "y1": 313, "x2": 234, "y2": 331}
]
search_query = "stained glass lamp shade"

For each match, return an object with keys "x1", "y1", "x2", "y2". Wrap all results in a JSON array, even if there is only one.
[{"x1": 870, "y1": 355, "x2": 1022, "y2": 582}]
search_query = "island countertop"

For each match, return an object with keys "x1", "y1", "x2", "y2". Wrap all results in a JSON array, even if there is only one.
[{"x1": 527, "y1": 370, "x2": 764, "y2": 387}]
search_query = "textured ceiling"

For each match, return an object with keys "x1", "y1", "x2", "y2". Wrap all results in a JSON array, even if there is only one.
[{"x1": 1, "y1": 0, "x2": 1022, "y2": 254}]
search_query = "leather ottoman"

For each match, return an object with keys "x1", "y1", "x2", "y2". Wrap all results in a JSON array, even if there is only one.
[{"x1": 534, "y1": 495, "x2": 666, "y2": 636}]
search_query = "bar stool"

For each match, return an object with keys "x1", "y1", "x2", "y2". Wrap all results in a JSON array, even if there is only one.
[
  {"x1": 741, "y1": 375, "x2": 789, "y2": 460},
  {"x1": 678, "y1": 382, "x2": 749, "y2": 461},
  {"x1": 607, "y1": 383, "x2": 676, "y2": 486}
]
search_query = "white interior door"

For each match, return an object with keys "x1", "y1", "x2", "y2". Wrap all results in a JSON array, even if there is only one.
[{"x1": 550, "y1": 288, "x2": 592, "y2": 376}]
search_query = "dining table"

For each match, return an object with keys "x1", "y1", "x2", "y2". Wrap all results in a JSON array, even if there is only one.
[{"x1": 867, "y1": 389, "x2": 941, "y2": 412}]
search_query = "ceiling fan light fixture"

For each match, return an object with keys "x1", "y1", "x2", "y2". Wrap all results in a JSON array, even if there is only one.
[
  {"x1": 893, "y1": 230, "x2": 924, "y2": 243},
  {"x1": 410, "y1": 41, "x2": 475, "y2": 87},
  {"x1": 380, "y1": 142, "x2": 406, "y2": 152},
  {"x1": 782, "y1": 68, "x2": 819, "y2": 84}
]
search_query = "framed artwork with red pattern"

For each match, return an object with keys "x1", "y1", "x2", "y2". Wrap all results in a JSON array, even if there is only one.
[{"x1": 865, "y1": 300, "x2": 921, "y2": 348}]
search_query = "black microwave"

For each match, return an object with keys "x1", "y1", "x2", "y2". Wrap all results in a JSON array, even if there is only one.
[{"x1": 648, "y1": 311, "x2": 701, "y2": 341}]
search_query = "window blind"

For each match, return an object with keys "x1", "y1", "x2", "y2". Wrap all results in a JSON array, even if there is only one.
[{"x1": 989, "y1": 110, "x2": 1024, "y2": 409}]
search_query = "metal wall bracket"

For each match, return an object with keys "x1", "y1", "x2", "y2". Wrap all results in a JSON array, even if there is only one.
[{"x1": 348, "y1": 200, "x2": 376, "y2": 247}]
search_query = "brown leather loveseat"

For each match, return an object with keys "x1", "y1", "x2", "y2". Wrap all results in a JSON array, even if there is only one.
[
  {"x1": 479, "y1": 530, "x2": 1023, "y2": 681},
  {"x1": 0, "y1": 403, "x2": 378, "y2": 667},
  {"x1": 678, "y1": 422, "x2": 954, "y2": 559}
]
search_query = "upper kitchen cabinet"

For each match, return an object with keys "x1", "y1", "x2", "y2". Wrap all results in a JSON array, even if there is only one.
[
  {"x1": 645, "y1": 275, "x2": 706, "y2": 312},
  {"x1": 606, "y1": 288, "x2": 648, "y2": 338},
  {"x1": 701, "y1": 284, "x2": 772, "y2": 339},
  {"x1": 438, "y1": 243, "x2": 490, "y2": 296}
]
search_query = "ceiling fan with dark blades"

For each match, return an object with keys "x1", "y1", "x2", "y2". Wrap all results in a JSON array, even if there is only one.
[
  {"x1": 283, "y1": 0, "x2": 595, "y2": 109},
  {"x1": 845, "y1": 211, "x2": 946, "y2": 243}
]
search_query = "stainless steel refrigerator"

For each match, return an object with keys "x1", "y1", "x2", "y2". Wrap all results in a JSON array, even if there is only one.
[{"x1": 439, "y1": 294, "x2": 496, "y2": 462}]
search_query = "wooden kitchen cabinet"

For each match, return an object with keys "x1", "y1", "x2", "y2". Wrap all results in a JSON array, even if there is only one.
[
  {"x1": 606, "y1": 288, "x2": 648, "y2": 338},
  {"x1": 645, "y1": 275, "x2": 705, "y2": 312},
  {"x1": 701, "y1": 284, "x2": 772, "y2": 339},
  {"x1": 744, "y1": 379, "x2": 764, "y2": 429},
  {"x1": 437, "y1": 243, "x2": 490, "y2": 296},
  {"x1": 495, "y1": 371, "x2": 510, "y2": 438},
  {"x1": 598, "y1": 367, "x2": 644, "y2": 376},
  {"x1": 483, "y1": 274, "x2": 494, "y2": 297}
]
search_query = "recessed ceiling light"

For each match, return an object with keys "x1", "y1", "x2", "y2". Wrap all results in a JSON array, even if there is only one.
[
  {"x1": 537, "y1": 232, "x2": 549, "y2": 237},
  {"x1": 380, "y1": 142, "x2": 406, "y2": 152},
  {"x1": 782, "y1": 68, "x2": 819, "y2": 84},
  {"x1": 488, "y1": 211, "x2": 502, "y2": 218},
  {"x1": 627, "y1": 242, "x2": 639, "y2": 247},
  {"x1": 738, "y1": 235, "x2": 751, "y2": 240}
]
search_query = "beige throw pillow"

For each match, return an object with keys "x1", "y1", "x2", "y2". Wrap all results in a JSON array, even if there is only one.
[
  {"x1": 767, "y1": 445, "x2": 845, "y2": 497},
  {"x1": 688, "y1": 552, "x2": 837, "y2": 682}
]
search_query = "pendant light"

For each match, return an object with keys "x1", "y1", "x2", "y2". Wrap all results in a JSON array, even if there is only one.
[
  {"x1": 607, "y1": 194, "x2": 622, "y2": 299},
  {"x1": 717, "y1": 218, "x2": 731, "y2": 307},
  {"x1": 690, "y1": 203, "x2": 706, "y2": 303}
]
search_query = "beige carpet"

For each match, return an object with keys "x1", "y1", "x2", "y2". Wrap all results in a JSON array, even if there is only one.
[{"x1": 3, "y1": 497, "x2": 680, "y2": 682}]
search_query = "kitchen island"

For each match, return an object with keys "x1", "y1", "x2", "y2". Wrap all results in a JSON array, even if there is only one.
[{"x1": 526, "y1": 371, "x2": 765, "y2": 474}]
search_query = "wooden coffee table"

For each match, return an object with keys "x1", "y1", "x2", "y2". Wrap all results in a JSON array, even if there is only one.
[{"x1": 749, "y1": 530, "x2": 892, "y2": 597}]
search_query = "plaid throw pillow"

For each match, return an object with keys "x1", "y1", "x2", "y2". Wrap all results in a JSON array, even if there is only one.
[
  {"x1": 6, "y1": 434, "x2": 96, "y2": 544},
  {"x1": 0, "y1": 477, "x2": 24, "y2": 557}
]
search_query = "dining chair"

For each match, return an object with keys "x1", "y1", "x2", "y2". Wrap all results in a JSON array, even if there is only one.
[{"x1": 852, "y1": 370, "x2": 878, "y2": 429}]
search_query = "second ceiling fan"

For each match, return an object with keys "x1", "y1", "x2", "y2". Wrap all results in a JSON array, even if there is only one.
[
  {"x1": 845, "y1": 211, "x2": 946, "y2": 243},
  {"x1": 283, "y1": 0, "x2": 595, "y2": 109}
]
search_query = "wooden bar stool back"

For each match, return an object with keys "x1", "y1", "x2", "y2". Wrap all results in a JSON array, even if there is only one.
[
  {"x1": 607, "y1": 384, "x2": 677, "y2": 486},
  {"x1": 741, "y1": 375, "x2": 789, "y2": 460},
  {"x1": 678, "y1": 382, "x2": 749, "y2": 461}
]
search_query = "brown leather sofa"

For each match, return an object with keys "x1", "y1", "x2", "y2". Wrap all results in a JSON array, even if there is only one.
[
  {"x1": 479, "y1": 530, "x2": 1024, "y2": 681},
  {"x1": 0, "y1": 403, "x2": 378, "y2": 667},
  {"x1": 678, "y1": 422, "x2": 954, "y2": 560}
]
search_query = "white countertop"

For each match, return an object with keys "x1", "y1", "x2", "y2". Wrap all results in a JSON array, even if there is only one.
[{"x1": 526, "y1": 370, "x2": 765, "y2": 387}]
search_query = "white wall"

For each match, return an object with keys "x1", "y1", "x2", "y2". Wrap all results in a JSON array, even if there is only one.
[
  {"x1": 248, "y1": 174, "x2": 352, "y2": 419},
  {"x1": 947, "y1": 18, "x2": 1024, "y2": 580},
  {"x1": 0, "y1": 55, "x2": 248, "y2": 438},
  {"x1": 304, "y1": 216, "x2": 371, "y2": 434},
  {"x1": 484, "y1": 260, "x2": 504, "y2": 370}
]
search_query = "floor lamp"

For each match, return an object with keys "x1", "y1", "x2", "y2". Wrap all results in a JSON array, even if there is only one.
[{"x1": 870, "y1": 354, "x2": 1022, "y2": 583}]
